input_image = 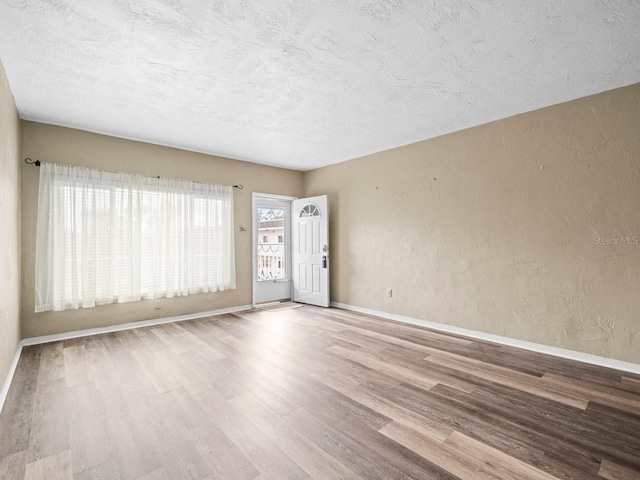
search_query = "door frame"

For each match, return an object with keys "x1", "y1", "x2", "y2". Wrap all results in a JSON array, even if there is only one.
[{"x1": 251, "y1": 192, "x2": 297, "y2": 308}]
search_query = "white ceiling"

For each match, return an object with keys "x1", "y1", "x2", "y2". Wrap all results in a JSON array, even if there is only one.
[{"x1": 0, "y1": 1, "x2": 638, "y2": 171}]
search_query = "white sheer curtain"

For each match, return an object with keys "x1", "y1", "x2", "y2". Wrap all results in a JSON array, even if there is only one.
[{"x1": 35, "y1": 162, "x2": 235, "y2": 312}]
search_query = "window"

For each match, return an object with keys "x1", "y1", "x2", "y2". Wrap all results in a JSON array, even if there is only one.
[
  {"x1": 257, "y1": 207, "x2": 286, "y2": 281},
  {"x1": 300, "y1": 203, "x2": 320, "y2": 217},
  {"x1": 34, "y1": 162, "x2": 236, "y2": 312}
]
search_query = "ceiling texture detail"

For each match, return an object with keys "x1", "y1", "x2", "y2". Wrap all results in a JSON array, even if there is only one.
[{"x1": 1, "y1": 0, "x2": 639, "y2": 170}]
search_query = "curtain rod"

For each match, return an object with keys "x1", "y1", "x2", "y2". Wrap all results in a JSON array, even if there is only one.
[{"x1": 24, "y1": 158, "x2": 243, "y2": 190}]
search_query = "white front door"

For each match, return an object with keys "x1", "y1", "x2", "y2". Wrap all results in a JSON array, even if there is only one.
[
  {"x1": 292, "y1": 195, "x2": 329, "y2": 307},
  {"x1": 252, "y1": 194, "x2": 293, "y2": 305}
]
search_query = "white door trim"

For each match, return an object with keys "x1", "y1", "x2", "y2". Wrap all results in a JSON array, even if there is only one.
[{"x1": 251, "y1": 192, "x2": 297, "y2": 308}]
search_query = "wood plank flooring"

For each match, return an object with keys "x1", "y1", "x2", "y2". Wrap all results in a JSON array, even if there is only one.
[{"x1": 1, "y1": 304, "x2": 639, "y2": 479}]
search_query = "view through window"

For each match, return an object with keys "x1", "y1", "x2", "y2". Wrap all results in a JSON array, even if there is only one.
[{"x1": 257, "y1": 207, "x2": 286, "y2": 280}]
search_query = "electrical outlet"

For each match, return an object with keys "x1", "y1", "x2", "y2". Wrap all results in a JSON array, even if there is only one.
[
  {"x1": 386, "y1": 288, "x2": 393, "y2": 298},
  {"x1": 154, "y1": 299, "x2": 161, "y2": 309}
]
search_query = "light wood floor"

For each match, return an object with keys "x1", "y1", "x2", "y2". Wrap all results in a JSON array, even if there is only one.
[{"x1": 1, "y1": 304, "x2": 640, "y2": 480}]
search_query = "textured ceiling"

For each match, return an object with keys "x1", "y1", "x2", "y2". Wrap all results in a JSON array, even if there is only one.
[{"x1": 0, "y1": 1, "x2": 639, "y2": 170}]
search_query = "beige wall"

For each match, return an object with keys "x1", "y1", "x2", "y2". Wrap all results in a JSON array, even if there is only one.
[
  {"x1": 0, "y1": 60, "x2": 21, "y2": 389},
  {"x1": 304, "y1": 83, "x2": 640, "y2": 364},
  {"x1": 21, "y1": 122, "x2": 303, "y2": 338},
  {"x1": 14, "y1": 83, "x2": 640, "y2": 364}
]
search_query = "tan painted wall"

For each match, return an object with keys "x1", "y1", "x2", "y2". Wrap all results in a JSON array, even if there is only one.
[
  {"x1": 21, "y1": 122, "x2": 304, "y2": 338},
  {"x1": 0, "y1": 60, "x2": 21, "y2": 389},
  {"x1": 304, "y1": 83, "x2": 640, "y2": 364}
]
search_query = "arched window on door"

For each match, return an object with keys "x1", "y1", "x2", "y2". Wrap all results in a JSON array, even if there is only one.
[{"x1": 300, "y1": 203, "x2": 320, "y2": 217}]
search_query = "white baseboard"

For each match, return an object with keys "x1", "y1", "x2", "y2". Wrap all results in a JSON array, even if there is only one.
[
  {"x1": 0, "y1": 342, "x2": 24, "y2": 415},
  {"x1": 21, "y1": 304, "x2": 252, "y2": 347},
  {"x1": 0, "y1": 304, "x2": 251, "y2": 414},
  {"x1": 331, "y1": 301, "x2": 640, "y2": 375}
]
